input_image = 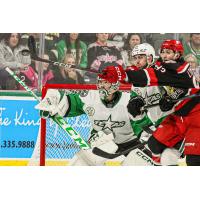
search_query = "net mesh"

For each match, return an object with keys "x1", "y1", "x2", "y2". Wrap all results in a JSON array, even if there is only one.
[
  {"x1": 45, "y1": 115, "x2": 91, "y2": 160},
  {"x1": 29, "y1": 84, "x2": 131, "y2": 166}
]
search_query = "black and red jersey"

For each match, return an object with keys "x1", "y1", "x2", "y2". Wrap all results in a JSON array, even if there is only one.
[
  {"x1": 125, "y1": 58, "x2": 200, "y2": 116},
  {"x1": 126, "y1": 58, "x2": 199, "y2": 89},
  {"x1": 87, "y1": 42, "x2": 123, "y2": 72}
]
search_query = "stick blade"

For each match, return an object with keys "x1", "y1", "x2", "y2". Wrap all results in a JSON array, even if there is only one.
[
  {"x1": 28, "y1": 35, "x2": 37, "y2": 58},
  {"x1": 92, "y1": 147, "x2": 117, "y2": 159}
]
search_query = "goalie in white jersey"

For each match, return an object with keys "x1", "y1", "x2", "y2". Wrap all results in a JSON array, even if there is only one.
[{"x1": 35, "y1": 67, "x2": 153, "y2": 166}]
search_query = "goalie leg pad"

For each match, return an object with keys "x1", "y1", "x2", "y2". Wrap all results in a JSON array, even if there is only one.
[
  {"x1": 122, "y1": 148, "x2": 154, "y2": 166},
  {"x1": 75, "y1": 141, "x2": 119, "y2": 166},
  {"x1": 69, "y1": 155, "x2": 91, "y2": 166},
  {"x1": 160, "y1": 148, "x2": 181, "y2": 166}
]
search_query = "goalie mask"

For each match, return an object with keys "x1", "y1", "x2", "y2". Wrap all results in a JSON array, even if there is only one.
[{"x1": 97, "y1": 71, "x2": 120, "y2": 100}]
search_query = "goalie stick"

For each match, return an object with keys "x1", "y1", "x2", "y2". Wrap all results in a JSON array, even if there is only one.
[
  {"x1": 5, "y1": 67, "x2": 91, "y2": 152},
  {"x1": 22, "y1": 36, "x2": 98, "y2": 74},
  {"x1": 92, "y1": 124, "x2": 154, "y2": 159},
  {"x1": 92, "y1": 141, "x2": 147, "y2": 159}
]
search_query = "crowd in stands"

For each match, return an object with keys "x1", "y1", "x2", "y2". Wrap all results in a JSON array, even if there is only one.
[{"x1": 0, "y1": 33, "x2": 200, "y2": 90}]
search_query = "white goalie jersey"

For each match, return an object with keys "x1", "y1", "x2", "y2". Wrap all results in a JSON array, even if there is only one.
[{"x1": 77, "y1": 90, "x2": 136, "y2": 144}]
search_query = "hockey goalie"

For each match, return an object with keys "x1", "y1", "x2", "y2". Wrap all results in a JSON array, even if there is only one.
[{"x1": 35, "y1": 70, "x2": 153, "y2": 166}]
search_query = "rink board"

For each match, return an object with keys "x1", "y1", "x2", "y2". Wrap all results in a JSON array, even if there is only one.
[
  {"x1": 0, "y1": 159, "x2": 186, "y2": 166},
  {"x1": 0, "y1": 94, "x2": 123, "y2": 166},
  {"x1": 0, "y1": 159, "x2": 122, "y2": 166}
]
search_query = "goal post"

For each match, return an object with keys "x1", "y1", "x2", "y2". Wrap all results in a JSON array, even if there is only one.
[{"x1": 36, "y1": 83, "x2": 131, "y2": 166}]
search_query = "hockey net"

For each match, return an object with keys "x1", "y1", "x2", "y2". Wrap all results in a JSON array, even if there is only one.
[{"x1": 30, "y1": 84, "x2": 131, "y2": 166}]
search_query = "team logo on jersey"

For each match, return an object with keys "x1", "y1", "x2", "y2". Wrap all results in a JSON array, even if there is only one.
[
  {"x1": 163, "y1": 86, "x2": 186, "y2": 99},
  {"x1": 94, "y1": 114, "x2": 125, "y2": 135},
  {"x1": 145, "y1": 92, "x2": 161, "y2": 105},
  {"x1": 79, "y1": 90, "x2": 89, "y2": 97},
  {"x1": 132, "y1": 88, "x2": 142, "y2": 96},
  {"x1": 85, "y1": 106, "x2": 95, "y2": 116}
]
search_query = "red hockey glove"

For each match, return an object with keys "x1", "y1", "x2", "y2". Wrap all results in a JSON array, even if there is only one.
[{"x1": 99, "y1": 65, "x2": 127, "y2": 83}]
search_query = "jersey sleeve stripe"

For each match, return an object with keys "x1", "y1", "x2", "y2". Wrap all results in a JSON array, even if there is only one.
[
  {"x1": 176, "y1": 62, "x2": 190, "y2": 74},
  {"x1": 145, "y1": 68, "x2": 158, "y2": 86}
]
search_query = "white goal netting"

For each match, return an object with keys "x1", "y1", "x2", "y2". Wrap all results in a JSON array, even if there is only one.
[{"x1": 29, "y1": 84, "x2": 131, "y2": 166}]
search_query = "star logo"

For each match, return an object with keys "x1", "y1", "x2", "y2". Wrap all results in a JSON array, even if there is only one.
[{"x1": 94, "y1": 115, "x2": 125, "y2": 135}]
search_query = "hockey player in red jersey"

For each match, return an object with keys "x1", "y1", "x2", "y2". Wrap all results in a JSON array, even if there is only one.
[{"x1": 100, "y1": 40, "x2": 200, "y2": 166}]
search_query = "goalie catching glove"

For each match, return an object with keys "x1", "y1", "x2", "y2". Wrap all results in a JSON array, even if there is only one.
[{"x1": 35, "y1": 89, "x2": 69, "y2": 118}]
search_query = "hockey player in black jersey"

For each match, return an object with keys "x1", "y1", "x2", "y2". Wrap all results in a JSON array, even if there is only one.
[{"x1": 100, "y1": 40, "x2": 200, "y2": 166}]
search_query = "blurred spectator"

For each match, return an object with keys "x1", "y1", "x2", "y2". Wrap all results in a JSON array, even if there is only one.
[
  {"x1": 35, "y1": 52, "x2": 54, "y2": 86},
  {"x1": 184, "y1": 54, "x2": 198, "y2": 70},
  {"x1": 121, "y1": 33, "x2": 142, "y2": 67},
  {"x1": 87, "y1": 33, "x2": 123, "y2": 83},
  {"x1": 185, "y1": 53, "x2": 200, "y2": 82},
  {"x1": 49, "y1": 53, "x2": 85, "y2": 84},
  {"x1": 19, "y1": 52, "x2": 55, "y2": 90},
  {"x1": 183, "y1": 33, "x2": 200, "y2": 65},
  {"x1": 107, "y1": 33, "x2": 127, "y2": 49},
  {"x1": 21, "y1": 33, "x2": 59, "y2": 53},
  {"x1": 79, "y1": 33, "x2": 97, "y2": 46},
  {"x1": 0, "y1": 33, "x2": 31, "y2": 90},
  {"x1": 180, "y1": 33, "x2": 190, "y2": 43},
  {"x1": 144, "y1": 33, "x2": 175, "y2": 56},
  {"x1": 56, "y1": 33, "x2": 87, "y2": 69},
  {"x1": 18, "y1": 66, "x2": 38, "y2": 90},
  {"x1": 21, "y1": 33, "x2": 41, "y2": 53}
]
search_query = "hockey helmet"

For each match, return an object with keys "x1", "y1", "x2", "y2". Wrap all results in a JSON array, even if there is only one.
[
  {"x1": 131, "y1": 43, "x2": 156, "y2": 63},
  {"x1": 160, "y1": 40, "x2": 184, "y2": 55}
]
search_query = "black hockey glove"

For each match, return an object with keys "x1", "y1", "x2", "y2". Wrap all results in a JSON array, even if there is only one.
[
  {"x1": 127, "y1": 96, "x2": 145, "y2": 117},
  {"x1": 159, "y1": 95, "x2": 175, "y2": 112}
]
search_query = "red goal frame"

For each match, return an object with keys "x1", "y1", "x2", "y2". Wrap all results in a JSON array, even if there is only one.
[{"x1": 40, "y1": 83, "x2": 132, "y2": 166}]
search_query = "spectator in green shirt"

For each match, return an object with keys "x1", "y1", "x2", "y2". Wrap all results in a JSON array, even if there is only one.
[
  {"x1": 56, "y1": 33, "x2": 87, "y2": 69},
  {"x1": 182, "y1": 33, "x2": 200, "y2": 65}
]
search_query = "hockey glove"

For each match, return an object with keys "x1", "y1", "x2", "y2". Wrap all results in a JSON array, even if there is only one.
[
  {"x1": 159, "y1": 95, "x2": 175, "y2": 112},
  {"x1": 35, "y1": 89, "x2": 69, "y2": 118},
  {"x1": 99, "y1": 65, "x2": 127, "y2": 83},
  {"x1": 127, "y1": 96, "x2": 145, "y2": 117}
]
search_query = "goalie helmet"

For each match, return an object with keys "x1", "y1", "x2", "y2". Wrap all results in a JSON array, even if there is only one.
[
  {"x1": 131, "y1": 43, "x2": 156, "y2": 64},
  {"x1": 97, "y1": 68, "x2": 120, "y2": 100},
  {"x1": 160, "y1": 40, "x2": 184, "y2": 55}
]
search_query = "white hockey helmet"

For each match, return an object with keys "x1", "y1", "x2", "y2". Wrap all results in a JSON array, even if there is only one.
[{"x1": 131, "y1": 43, "x2": 156, "y2": 64}]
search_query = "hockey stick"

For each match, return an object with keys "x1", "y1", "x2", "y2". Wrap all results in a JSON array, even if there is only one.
[
  {"x1": 5, "y1": 67, "x2": 90, "y2": 150},
  {"x1": 92, "y1": 141, "x2": 147, "y2": 159},
  {"x1": 22, "y1": 36, "x2": 98, "y2": 74}
]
